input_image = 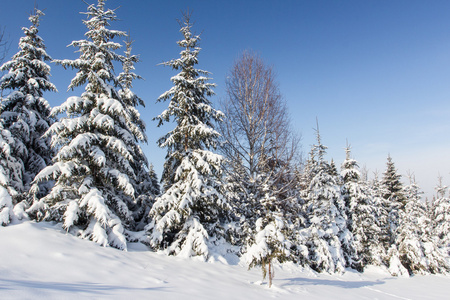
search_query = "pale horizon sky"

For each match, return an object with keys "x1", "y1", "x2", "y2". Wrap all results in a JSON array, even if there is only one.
[{"x1": 2, "y1": 0, "x2": 450, "y2": 199}]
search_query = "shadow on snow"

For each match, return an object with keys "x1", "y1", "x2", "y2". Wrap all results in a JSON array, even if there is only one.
[
  {"x1": 280, "y1": 276, "x2": 385, "y2": 289},
  {"x1": 0, "y1": 278, "x2": 168, "y2": 295}
]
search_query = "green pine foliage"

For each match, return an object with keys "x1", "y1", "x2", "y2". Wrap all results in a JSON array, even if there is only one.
[{"x1": 381, "y1": 155, "x2": 406, "y2": 246}]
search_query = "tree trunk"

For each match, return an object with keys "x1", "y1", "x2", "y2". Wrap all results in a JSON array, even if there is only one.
[{"x1": 268, "y1": 258, "x2": 273, "y2": 288}]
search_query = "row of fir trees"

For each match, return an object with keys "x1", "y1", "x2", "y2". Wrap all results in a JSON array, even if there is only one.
[{"x1": 0, "y1": 1, "x2": 449, "y2": 280}]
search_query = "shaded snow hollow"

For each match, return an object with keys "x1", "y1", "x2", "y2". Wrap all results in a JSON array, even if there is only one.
[{"x1": 1, "y1": 221, "x2": 449, "y2": 299}]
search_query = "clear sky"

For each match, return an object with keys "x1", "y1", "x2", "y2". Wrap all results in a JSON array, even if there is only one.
[{"x1": 2, "y1": 0, "x2": 450, "y2": 199}]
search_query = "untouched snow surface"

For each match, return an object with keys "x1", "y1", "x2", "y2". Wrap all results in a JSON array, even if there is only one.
[{"x1": 1, "y1": 221, "x2": 449, "y2": 299}]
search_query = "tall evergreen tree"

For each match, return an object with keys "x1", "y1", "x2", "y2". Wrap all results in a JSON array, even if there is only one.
[
  {"x1": 30, "y1": 0, "x2": 143, "y2": 250},
  {"x1": 369, "y1": 171, "x2": 392, "y2": 265},
  {"x1": 117, "y1": 37, "x2": 159, "y2": 230},
  {"x1": 381, "y1": 155, "x2": 405, "y2": 246},
  {"x1": 147, "y1": 12, "x2": 227, "y2": 259},
  {"x1": 304, "y1": 128, "x2": 348, "y2": 273},
  {"x1": 340, "y1": 145, "x2": 380, "y2": 271},
  {"x1": 0, "y1": 8, "x2": 56, "y2": 212},
  {"x1": 360, "y1": 172, "x2": 389, "y2": 266}
]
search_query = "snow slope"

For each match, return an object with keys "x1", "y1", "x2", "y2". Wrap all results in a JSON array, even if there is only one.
[{"x1": 1, "y1": 221, "x2": 449, "y2": 299}]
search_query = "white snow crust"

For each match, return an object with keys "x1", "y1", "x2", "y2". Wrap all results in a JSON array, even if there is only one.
[{"x1": 1, "y1": 220, "x2": 449, "y2": 299}]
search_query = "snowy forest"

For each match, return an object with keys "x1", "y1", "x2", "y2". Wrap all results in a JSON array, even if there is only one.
[{"x1": 1, "y1": 0, "x2": 449, "y2": 286}]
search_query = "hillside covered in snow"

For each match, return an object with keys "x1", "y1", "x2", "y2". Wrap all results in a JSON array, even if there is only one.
[{"x1": 1, "y1": 220, "x2": 449, "y2": 300}]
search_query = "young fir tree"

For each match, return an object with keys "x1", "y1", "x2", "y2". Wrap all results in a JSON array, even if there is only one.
[
  {"x1": 244, "y1": 153, "x2": 299, "y2": 287},
  {"x1": 367, "y1": 171, "x2": 390, "y2": 266},
  {"x1": 30, "y1": 0, "x2": 142, "y2": 250},
  {"x1": 0, "y1": 8, "x2": 56, "y2": 212},
  {"x1": 117, "y1": 37, "x2": 159, "y2": 231},
  {"x1": 381, "y1": 155, "x2": 405, "y2": 249},
  {"x1": 304, "y1": 128, "x2": 348, "y2": 273},
  {"x1": 433, "y1": 176, "x2": 450, "y2": 254},
  {"x1": 393, "y1": 175, "x2": 449, "y2": 275},
  {"x1": 340, "y1": 145, "x2": 380, "y2": 271},
  {"x1": 147, "y1": 12, "x2": 227, "y2": 259},
  {"x1": 245, "y1": 211, "x2": 291, "y2": 288}
]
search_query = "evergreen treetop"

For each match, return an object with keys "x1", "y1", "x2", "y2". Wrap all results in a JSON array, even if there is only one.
[
  {"x1": 155, "y1": 11, "x2": 222, "y2": 190},
  {"x1": 1, "y1": 9, "x2": 56, "y2": 97},
  {"x1": 381, "y1": 155, "x2": 405, "y2": 207},
  {"x1": 341, "y1": 145, "x2": 360, "y2": 184}
]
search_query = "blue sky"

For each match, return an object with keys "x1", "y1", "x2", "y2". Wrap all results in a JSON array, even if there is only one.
[{"x1": 2, "y1": 0, "x2": 450, "y2": 198}]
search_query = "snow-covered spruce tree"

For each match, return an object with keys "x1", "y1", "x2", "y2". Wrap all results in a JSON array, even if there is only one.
[
  {"x1": 0, "y1": 8, "x2": 56, "y2": 211},
  {"x1": 147, "y1": 12, "x2": 227, "y2": 259},
  {"x1": 304, "y1": 128, "x2": 348, "y2": 273},
  {"x1": 0, "y1": 122, "x2": 24, "y2": 225},
  {"x1": 30, "y1": 0, "x2": 141, "y2": 250},
  {"x1": 433, "y1": 176, "x2": 450, "y2": 254},
  {"x1": 367, "y1": 171, "x2": 390, "y2": 266},
  {"x1": 245, "y1": 209, "x2": 291, "y2": 288},
  {"x1": 381, "y1": 155, "x2": 406, "y2": 246},
  {"x1": 243, "y1": 152, "x2": 300, "y2": 287},
  {"x1": 392, "y1": 175, "x2": 449, "y2": 275},
  {"x1": 340, "y1": 145, "x2": 381, "y2": 271},
  {"x1": 117, "y1": 37, "x2": 159, "y2": 231}
]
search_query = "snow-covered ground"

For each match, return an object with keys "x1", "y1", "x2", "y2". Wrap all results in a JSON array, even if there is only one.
[{"x1": 1, "y1": 221, "x2": 448, "y2": 299}]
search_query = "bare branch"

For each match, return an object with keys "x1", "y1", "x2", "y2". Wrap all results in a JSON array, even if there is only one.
[
  {"x1": 0, "y1": 26, "x2": 11, "y2": 65},
  {"x1": 219, "y1": 50, "x2": 300, "y2": 200}
]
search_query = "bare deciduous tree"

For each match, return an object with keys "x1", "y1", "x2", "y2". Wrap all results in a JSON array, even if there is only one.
[
  {"x1": 219, "y1": 50, "x2": 300, "y2": 286},
  {"x1": 220, "y1": 50, "x2": 299, "y2": 199},
  {"x1": 0, "y1": 26, "x2": 10, "y2": 65}
]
